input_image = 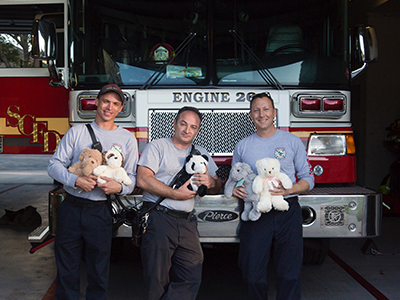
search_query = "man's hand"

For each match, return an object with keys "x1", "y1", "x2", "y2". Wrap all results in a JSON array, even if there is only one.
[
  {"x1": 269, "y1": 179, "x2": 310, "y2": 197},
  {"x1": 269, "y1": 181, "x2": 288, "y2": 196},
  {"x1": 191, "y1": 167, "x2": 222, "y2": 195},
  {"x1": 232, "y1": 184, "x2": 248, "y2": 199},
  {"x1": 172, "y1": 179, "x2": 197, "y2": 200},
  {"x1": 137, "y1": 164, "x2": 222, "y2": 200},
  {"x1": 75, "y1": 175, "x2": 97, "y2": 192},
  {"x1": 97, "y1": 176, "x2": 123, "y2": 195},
  {"x1": 191, "y1": 169, "x2": 213, "y2": 189}
]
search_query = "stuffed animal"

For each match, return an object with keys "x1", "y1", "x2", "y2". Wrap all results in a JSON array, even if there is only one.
[
  {"x1": 68, "y1": 148, "x2": 102, "y2": 177},
  {"x1": 93, "y1": 146, "x2": 132, "y2": 185},
  {"x1": 185, "y1": 154, "x2": 209, "y2": 197},
  {"x1": 225, "y1": 162, "x2": 261, "y2": 221},
  {"x1": 252, "y1": 158, "x2": 293, "y2": 213}
]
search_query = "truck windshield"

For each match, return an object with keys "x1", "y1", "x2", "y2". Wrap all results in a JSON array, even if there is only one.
[{"x1": 72, "y1": 0, "x2": 348, "y2": 88}]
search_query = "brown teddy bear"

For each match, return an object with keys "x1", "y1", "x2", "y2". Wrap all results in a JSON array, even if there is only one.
[{"x1": 68, "y1": 148, "x2": 102, "y2": 177}]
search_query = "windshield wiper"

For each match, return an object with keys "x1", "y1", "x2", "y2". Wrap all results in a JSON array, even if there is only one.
[
  {"x1": 229, "y1": 29, "x2": 284, "y2": 90},
  {"x1": 140, "y1": 32, "x2": 197, "y2": 90}
]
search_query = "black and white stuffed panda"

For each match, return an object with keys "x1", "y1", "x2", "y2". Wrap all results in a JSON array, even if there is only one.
[
  {"x1": 185, "y1": 154, "x2": 209, "y2": 197},
  {"x1": 169, "y1": 152, "x2": 209, "y2": 197}
]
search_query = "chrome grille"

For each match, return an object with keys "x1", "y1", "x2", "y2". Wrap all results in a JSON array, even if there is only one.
[
  {"x1": 304, "y1": 186, "x2": 376, "y2": 195},
  {"x1": 321, "y1": 205, "x2": 346, "y2": 227},
  {"x1": 149, "y1": 109, "x2": 256, "y2": 156},
  {"x1": 216, "y1": 165, "x2": 231, "y2": 182}
]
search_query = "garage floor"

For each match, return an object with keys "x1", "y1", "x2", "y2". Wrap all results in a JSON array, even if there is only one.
[{"x1": 0, "y1": 155, "x2": 399, "y2": 300}]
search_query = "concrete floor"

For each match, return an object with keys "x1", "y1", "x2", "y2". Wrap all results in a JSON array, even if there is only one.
[{"x1": 0, "y1": 155, "x2": 399, "y2": 300}]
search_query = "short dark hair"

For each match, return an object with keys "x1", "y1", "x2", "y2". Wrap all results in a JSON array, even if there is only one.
[
  {"x1": 175, "y1": 106, "x2": 203, "y2": 124},
  {"x1": 250, "y1": 92, "x2": 275, "y2": 110}
]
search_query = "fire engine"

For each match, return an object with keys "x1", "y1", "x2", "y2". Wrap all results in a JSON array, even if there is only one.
[{"x1": 0, "y1": 0, "x2": 381, "y2": 264}]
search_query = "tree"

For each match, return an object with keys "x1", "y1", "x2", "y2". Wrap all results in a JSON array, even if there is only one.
[
  {"x1": 0, "y1": 34, "x2": 32, "y2": 67},
  {"x1": 10, "y1": 34, "x2": 32, "y2": 67}
]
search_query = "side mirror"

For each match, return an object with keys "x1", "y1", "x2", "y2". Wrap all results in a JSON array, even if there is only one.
[
  {"x1": 351, "y1": 25, "x2": 378, "y2": 79},
  {"x1": 353, "y1": 26, "x2": 378, "y2": 63},
  {"x1": 31, "y1": 19, "x2": 57, "y2": 60},
  {"x1": 31, "y1": 19, "x2": 63, "y2": 87}
]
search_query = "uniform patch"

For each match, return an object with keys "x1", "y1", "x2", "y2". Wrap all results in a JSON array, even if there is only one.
[
  {"x1": 111, "y1": 144, "x2": 122, "y2": 151},
  {"x1": 275, "y1": 148, "x2": 286, "y2": 159}
]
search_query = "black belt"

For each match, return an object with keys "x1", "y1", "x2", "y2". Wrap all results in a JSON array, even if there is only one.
[
  {"x1": 142, "y1": 202, "x2": 192, "y2": 220},
  {"x1": 65, "y1": 193, "x2": 107, "y2": 207},
  {"x1": 285, "y1": 196, "x2": 299, "y2": 203}
]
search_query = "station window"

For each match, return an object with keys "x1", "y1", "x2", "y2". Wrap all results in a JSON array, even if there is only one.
[{"x1": 0, "y1": 4, "x2": 64, "y2": 68}]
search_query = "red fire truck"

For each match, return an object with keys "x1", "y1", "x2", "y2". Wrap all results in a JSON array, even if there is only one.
[{"x1": 0, "y1": 0, "x2": 381, "y2": 264}]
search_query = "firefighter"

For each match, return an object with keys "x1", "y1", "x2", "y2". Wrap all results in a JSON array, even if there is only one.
[
  {"x1": 137, "y1": 106, "x2": 222, "y2": 300},
  {"x1": 232, "y1": 92, "x2": 314, "y2": 300},
  {"x1": 48, "y1": 84, "x2": 138, "y2": 300}
]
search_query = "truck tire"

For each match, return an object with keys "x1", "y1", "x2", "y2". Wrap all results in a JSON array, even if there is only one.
[{"x1": 303, "y1": 238, "x2": 330, "y2": 265}]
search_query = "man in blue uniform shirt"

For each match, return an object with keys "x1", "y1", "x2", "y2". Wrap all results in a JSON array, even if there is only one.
[
  {"x1": 48, "y1": 84, "x2": 138, "y2": 300},
  {"x1": 232, "y1": 92, "x2": 314, "y2": 300}
]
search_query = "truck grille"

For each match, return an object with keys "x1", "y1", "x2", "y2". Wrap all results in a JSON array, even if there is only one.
[
  {"x1": 304, "y1": 186, "x2": 377, "y2": 195},
  {"x1": 149, "y1": 109, "x2": 256, "y2": 156}
]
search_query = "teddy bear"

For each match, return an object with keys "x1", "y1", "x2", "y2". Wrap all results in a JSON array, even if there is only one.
[
  {"x1": 93, "y1": 146, "x2": 132, "y2": 185},
  {"x1": 68, "y1": 148, "x2": 102, "y2": 177},
  {"x1": 224, "y1": 162, "x2": 261, "y2": 221},
  {"x1": 185, "y1": 154, "x2": 209, "y2": 197},
  {"x1": 252, "y1": 157, "x2": 293, "y2": 213}
]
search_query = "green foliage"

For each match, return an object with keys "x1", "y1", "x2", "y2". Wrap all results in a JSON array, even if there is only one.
[{"x1": 0, "y1": 34, "x2": 32, "y2": 67}]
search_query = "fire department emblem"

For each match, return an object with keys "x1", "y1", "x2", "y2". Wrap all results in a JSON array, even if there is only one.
[
  {"x1": 274, "y1": 148, "x2": 286, "y2": 159},
  {"x1": 150, "y1": 43, "x2": 175, "y2": 64},
  {"x1": 153, "y1": 45, "x2": 169, "y2": 61}
]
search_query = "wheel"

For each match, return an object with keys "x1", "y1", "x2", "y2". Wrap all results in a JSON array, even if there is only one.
[{"x1": 303, "y1": 238, "x2": 330, "y2": 265}]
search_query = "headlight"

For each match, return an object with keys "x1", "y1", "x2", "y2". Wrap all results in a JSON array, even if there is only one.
[{"x1": 307, "y1": 134, "x2": 349, "y2": 156}]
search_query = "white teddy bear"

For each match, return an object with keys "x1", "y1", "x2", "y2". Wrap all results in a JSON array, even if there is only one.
[
  {"x1": 252, "y1": 157, "x2": 293, "y2": 213},
  {"x1": 185, "y1": 154, "x2": 209, "y2": 197},
  {"x1": 93, "y1": 146, "x2": 132, "y2": 185}
]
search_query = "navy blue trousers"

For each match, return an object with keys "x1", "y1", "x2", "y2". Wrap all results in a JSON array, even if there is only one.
[
  {"x1": 141, "y1": 208, "x2": 203, "y2": 300},
  {"x1": 239, "y1": 199, "x2": 303, "y2": 300},
  {"x1": 54, "y1": 195, "x2": 112, "y2": 300}
]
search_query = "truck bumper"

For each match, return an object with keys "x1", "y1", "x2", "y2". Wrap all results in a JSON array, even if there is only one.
[
  {"x1": 299, "y1": 186, "x2": 382, "y2": 238},
  {"x1": 115, "y1": 185, "x2": 382, "y2": 240},
  {"x1": 28, "y1": 185, "x2": 382, "y2": 251}
]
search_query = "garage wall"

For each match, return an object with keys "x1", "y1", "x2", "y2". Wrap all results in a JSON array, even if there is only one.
[{"x1": 351, "y1": 0, "x2": 400, "y2": 189}]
